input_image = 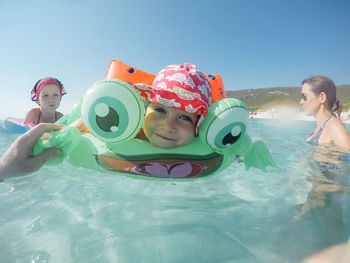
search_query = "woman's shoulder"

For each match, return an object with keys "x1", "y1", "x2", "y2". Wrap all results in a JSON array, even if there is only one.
[
  {"x1": 327, "y1": 116, "x2": 347, "y2": 131},
  {"x1": 325, "y1": 116, "x2": 350, "y2": 148}
]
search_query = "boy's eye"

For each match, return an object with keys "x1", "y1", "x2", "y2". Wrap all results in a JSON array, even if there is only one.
[
  {"x1": 154, "y1": 107, "x2": 166, "y2": 113},
  {"x1": 179, "y1": 115, "x2": 192, "y2": 122},
  {"x1": 301, "y1": 94, "x2": 307, "y2": 101}
]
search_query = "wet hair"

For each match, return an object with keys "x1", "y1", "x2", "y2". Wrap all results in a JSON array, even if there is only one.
[{"x1": 302, "y1": 75, "x2": 342, "y2": 118}]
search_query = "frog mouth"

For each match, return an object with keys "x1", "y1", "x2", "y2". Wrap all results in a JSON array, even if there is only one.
[{"x1": 96, "y1": 152, "x2": 222, "y2": 178}]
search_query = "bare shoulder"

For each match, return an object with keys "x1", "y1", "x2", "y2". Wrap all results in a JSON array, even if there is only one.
[
  {"x1": 327, "y1": 117, "x2": 349, "y2": 133},
  {"x1": 24, "y1": 108, "x2": 40, "y2": 123},
  {"x1": 324, "y1": 117, "x2": 350, "y2": 149}
]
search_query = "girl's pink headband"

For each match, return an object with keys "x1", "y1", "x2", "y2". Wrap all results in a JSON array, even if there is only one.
[{"x1": 31, "y1": 78, "x2": 66, "y2": 101}]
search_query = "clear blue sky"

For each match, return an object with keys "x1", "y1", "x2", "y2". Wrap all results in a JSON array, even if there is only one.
[{"x1": 1, "y1": 0, "x2": 349, "y2": 119}]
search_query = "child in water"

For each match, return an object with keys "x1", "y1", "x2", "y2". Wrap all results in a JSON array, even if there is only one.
[
  {"x1": 132, "y1": 63, "x2": 212, "y2": 148},
  {"x1": 25, "y1": 77, "x2": 66, "y2": 126},
  {"x1": 73, "y1": 63, "x2": 212, "y2": 148}
]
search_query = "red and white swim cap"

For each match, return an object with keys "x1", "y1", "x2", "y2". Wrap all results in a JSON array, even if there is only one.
[{"x1": 133, "y1": 63, "x2": 212, "y2": 134}]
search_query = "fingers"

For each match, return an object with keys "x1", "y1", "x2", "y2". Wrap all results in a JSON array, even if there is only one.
[
  {"x1": 21, "y1": 148, "x2": 62, "y2": 174},
  {"x1": 31, "y1": 123, "x2": 65, "y2": 138},
  {"x1": 34, "y1": 147, "x2": 62, "y2": 166},
  {"x1": 0, "y1": 124, "x2": 65, "y2": 178},
  {"x1": 22, "y1": 123, "x2": 65, "y2": 144},
  {"x1": 41, "y1": 147, "x2": 62, "y2": 161}
]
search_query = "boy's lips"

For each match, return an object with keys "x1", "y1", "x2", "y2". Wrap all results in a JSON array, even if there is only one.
[{"x1": 155, "y1": 133, "x2": 176, "y2": 141}]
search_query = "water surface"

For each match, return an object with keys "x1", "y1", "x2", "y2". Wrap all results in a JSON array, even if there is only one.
[{"x1": 0, "y1": 119, "x2": 349, "y2": 263}]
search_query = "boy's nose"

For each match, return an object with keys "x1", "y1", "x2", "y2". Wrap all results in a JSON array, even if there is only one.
[{"x1": 162, "y1": 116, "x2": 176, "y2": 132}]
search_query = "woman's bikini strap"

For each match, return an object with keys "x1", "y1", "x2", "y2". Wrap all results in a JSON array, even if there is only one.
[
  {"x1": 307, "y1": 115, "x2": 332, "y2": 145},
  {"x1": 320, "y1": 115, "x2": 332, "y2": 130}
]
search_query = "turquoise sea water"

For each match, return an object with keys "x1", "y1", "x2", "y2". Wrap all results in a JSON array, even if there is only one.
[{"x1": 0, "y1": 119, "x2": 349, "y2": 263}]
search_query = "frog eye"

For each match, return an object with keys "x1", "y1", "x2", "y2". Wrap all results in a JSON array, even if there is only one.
[
  {"x1": 81, "y1": 80, "x2": 144, "y2": 142},
  {"x1": 205, "y1": 106, "x2": 248, "y2": 151}
]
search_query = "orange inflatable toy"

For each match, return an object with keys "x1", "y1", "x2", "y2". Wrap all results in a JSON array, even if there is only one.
[
  {"x1": 105, "y1": 60, "x2": 155, "y2": 85},
  {"x1": 104, "y1": 59, "x2": 226, "y2": 103},
  {"x1": 205, "y1": 74, "x2": 226, "y2": 103}
]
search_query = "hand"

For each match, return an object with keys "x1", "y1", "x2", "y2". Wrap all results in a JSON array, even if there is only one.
[
  {"x1": 0, "y1": 123, "x2": 64, "y2": 179},
  {"x1": 302, "y1": 241, "x2": 350, "y2": 263}
]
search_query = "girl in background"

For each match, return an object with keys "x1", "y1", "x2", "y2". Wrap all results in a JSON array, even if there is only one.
[{"x1": 25, "y1": 77, "x2": 66, "y2": 126}]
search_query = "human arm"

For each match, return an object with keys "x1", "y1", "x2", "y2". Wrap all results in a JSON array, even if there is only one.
[{"x1": 0, "y1": 123, "x2": 63, "y2": 179}]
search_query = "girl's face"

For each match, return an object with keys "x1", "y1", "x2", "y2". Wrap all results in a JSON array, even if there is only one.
[
  {"x1": 143, "y1": 102, "x2": 199, "y2": 149},
  {"x1": 300, "y1": 83, "x2": 322, "y2": 116},
  {"x1": 38, "y1": 85, "x2": 61, "y2": 112}
]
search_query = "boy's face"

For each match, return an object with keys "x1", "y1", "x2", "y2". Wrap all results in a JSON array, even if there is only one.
[
  {"x1": 143, "y1": 102, "x2": 199, "y2": 149},
  {"x1": 38, "y1": 85, "x2": 61, "y2": 112}
]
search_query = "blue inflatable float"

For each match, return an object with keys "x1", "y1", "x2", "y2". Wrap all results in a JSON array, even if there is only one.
[{"x1": 0, "y1": 118, "x2": 31, "y2": 134}]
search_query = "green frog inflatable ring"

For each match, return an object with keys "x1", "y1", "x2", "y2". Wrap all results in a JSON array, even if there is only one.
[{"x1": 33, "y1": 79, "x2": 276, "y2": 180}]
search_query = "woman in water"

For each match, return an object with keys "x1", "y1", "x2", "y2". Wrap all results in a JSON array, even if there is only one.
[
  {"x1": 294, "y1": 76, "x2": 350, "y2": 245},
  {"x1": 300, "y1": 75, "x2": 350, "y2": 149}
]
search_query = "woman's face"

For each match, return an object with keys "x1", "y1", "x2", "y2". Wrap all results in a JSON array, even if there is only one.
[{"x1": 300, "y1": 83, "x2": 321, "y2": 116}]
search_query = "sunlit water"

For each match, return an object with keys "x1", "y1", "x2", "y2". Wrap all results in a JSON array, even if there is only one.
[{"x1": 0, "y1": 119, "x2": 349, "y2": 263}]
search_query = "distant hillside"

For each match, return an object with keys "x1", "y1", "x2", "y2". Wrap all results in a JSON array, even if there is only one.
[{"x1": 226, "y1": 85, "x2": 350, "y2": 111}]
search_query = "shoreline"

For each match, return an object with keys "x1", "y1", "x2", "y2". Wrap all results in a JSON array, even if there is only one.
[{"x1": 250, "y1": 110, "x2": 350, "y2": 124}]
